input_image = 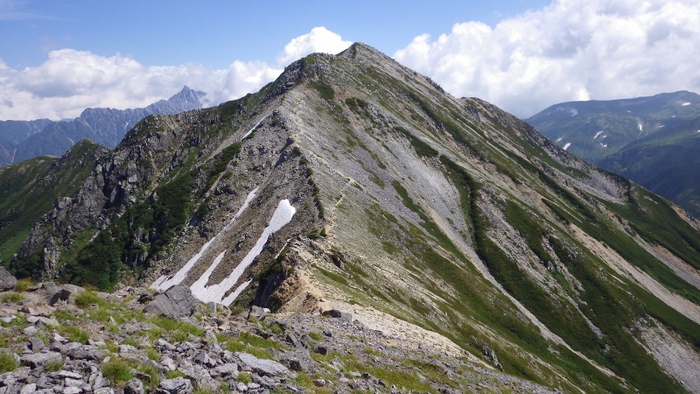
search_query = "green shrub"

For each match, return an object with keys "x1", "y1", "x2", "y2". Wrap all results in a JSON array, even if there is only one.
[
  {"x1": 45, "y1": 358, "x2": 64, "y2": 372},
  {"x1": 74, "y1": 291, "x2": 104, "y2": 308},
  {"x1": 102, "y1": 358, "x2": 133, "y2": 385},
  {"x1": 61, "y1": 326, "x2": 90, "y2": 344},
  {"x1": 308, "y1": 331, "x2": 323, "y2": 341},
  {"x1": 237, "y1": 372, "x2": 252, "y2": 384},
  {"x1": 0, "y1": 351, "x2": 18, "y2": 373},
  {"x1": 1, "y1": 293, "x2": 23, "y2": 303},
  {"x1": 13, "y1": 278, "x2": 33, "y2": 292},
  {"x1": 310, "y1": 81, "x2": 335, "y2": 101}
]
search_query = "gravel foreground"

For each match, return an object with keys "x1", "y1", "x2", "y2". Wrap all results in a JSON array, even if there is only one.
[{"x1": 0, "y1": 280, "x2": 561, "y2": 393}]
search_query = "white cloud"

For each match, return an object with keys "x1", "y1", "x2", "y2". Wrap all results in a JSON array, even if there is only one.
[
  {"x1": 0, "y1": 26, "x2": 351, "y2": 121},
  {"x1": 276, "y1": 26, "x2": 352, "y2": 67},
  {"x1": 394, "y1": 0, "x2": 700, "y2": 117}
]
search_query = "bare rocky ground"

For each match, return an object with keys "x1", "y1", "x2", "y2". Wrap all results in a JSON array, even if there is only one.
[{"x1": 0, "y1": 275, "x2": 561, "y2": 394}]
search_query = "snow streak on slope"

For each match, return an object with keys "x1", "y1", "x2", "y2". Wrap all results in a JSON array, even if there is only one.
[
  {"x1": 150, "y1": 187, "x2": 259, "y2": 291},
  {"x1": 190, "y1": 199, "x2": 296, "y2": 305},
  {"x1": 563, "y1": 142, "x2": 571, "y2": 150},
  {"x1": 242, "y1": 116, "x2": 267, "y2": 140}
]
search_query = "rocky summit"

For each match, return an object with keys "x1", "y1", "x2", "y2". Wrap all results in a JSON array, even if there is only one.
[{"x1": 2, "y1": 43, "x2": 700, "y2": 393}]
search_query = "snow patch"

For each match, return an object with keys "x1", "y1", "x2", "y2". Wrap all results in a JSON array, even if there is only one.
[
  {"x1": 242, "y1": 116, "x2": 267, "y2": 140},
  {"x1": 569, "y1": 109, "x2": 578, "y2": 117},
  {"x1": 659, "y1": 124, "x2": 665, "y2": 128},
  {"x1": 150, "y1": 187, "x2": 259, "y2": 291},
  {"x1": 682, "y1": 102, "x2": 691, "y2": 106},
  {"x1": 593, "y1": 131, "x2": 604, "y2": 139},
  {"x1": 600, "y1": 143, "x2": 608, "y2": 148},
  {"x1": 638, "y1": 122, "x2": 643, "y2": 132},
  {"x1": 190, "y1": 199, "x2": 296, "y2": 304},
  {"x1": 563, "y1": 142, "x2": 571, "y2": 151},
  {"x1": 555, "y1": 137, "x2": 563, "y2": 143}
]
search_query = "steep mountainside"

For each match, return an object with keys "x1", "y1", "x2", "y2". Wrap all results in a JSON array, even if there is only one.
[
  {"x1": 0, "y1": 140, "x2": 109, "y2": 269},
  {"x1": 526, "y1": 91, "x2": 700, "y2": 217},
  {"x1": 0, "y1": 86, "x2": 205, "y2": 166},
  {"x1": 0, "y1": 119, "x2": 55, "y2": 165},
  {"x1": 5, "y1": 44, "x2": 700, "y2": 393}
]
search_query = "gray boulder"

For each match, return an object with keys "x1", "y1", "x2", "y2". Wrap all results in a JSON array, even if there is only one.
[
  {"x1": 154, "y1": 376, "x2": 193, "y2": 394},
  {"x1": 236, "y1": 352, "x2": 292, "y2": 376},
  {"x1": 143, "y1": 284, "x2": 199, "y2": 318},
  {"x1": 0, "y1": 266, "x2": 17, "y2": 291},
  {"x1": 20, "y1": 351, "x2": 62, "y2": 368},
  {"x1": 124, "y1": 378, "x2": 144, "y2": 394},
  {"x1": 321, "y1": 309, "x2": 353, "y2": 322},
  {"x1": 42, "y1": 282, "x2": 84, "y2": 306}
]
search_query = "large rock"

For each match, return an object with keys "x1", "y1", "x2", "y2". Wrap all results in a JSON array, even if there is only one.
[
  {"x1": 20, "y1": 351, "x2": 62, "y2": 368},
  {"x1": 153, "y1": 376, "x2": 193, "y2": 394},
  {"x1": 321, "y1": 309, "x2": 352, "y2": 323},
  {"x1": 124, "y1": 378, "x2": 144, "y2": 394},
  {"x1": 0, "y1": 266, "x2": 17, "y2": 291},
  {"x1": 41, "y1": 282, "x2": 84, "y2": 306},
  {"x1": 236, "y1": 352, "x2": 292, "y2": 377},
  {"x1": 143, "y1": 284, "x2": 199, "y2": 318}
]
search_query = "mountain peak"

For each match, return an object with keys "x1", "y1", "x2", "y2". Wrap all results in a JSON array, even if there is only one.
[
  {"x1": 169, "y1": 85, "x2": 206, "y2": 105},
  {"x1": 337, "y1": 42, "x2": 385, "y2": 60}
]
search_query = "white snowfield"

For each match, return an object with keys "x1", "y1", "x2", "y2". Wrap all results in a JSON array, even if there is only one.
[
  {"x1": 192, "y1": 199, "x2": 296, "y2": 304},
  {"x1": 151, "y1": 187, "x2": 296, "y2": 305},
  {"x1": 682, "y1": 102, "x2": 691, "y2": 106},
  {"x1": 151, "y1": 187, "x2": 259, "y2": 291},
  {"x1": 593, "y1": 131, "x2": 604, "y2": 139},
  {"x1": 242, "y1": 116, "x2": 267, "y2": 140},
  {"x1": 563, "y1": 142, "x2": 571, "y2": 150}
]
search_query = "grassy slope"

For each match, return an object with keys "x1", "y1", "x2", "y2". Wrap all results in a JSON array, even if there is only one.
[{"x1": 0, "y1": 141, "x2": 104, "y2": 270}]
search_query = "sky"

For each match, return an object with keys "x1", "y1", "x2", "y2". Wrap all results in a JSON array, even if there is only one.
[{"x1": 1, "y1": 0, "x2": 699, "y2": 121}]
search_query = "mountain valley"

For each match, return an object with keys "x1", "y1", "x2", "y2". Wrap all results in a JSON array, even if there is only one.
[{"x1": 527, "y1": 91, "x2": 700, "y2": 218}]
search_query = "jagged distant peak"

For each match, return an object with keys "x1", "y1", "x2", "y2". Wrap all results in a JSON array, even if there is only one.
[{"x1": 170, "y1": 85, "x2": 206, "y2": 103}]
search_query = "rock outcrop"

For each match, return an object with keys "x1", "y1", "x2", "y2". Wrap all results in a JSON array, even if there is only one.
[
  {"x1": 0, "y1": 266, "x2": 16, "y2": 291},
  {"x1": 143, "y1": 284, "x2": 199, "y2": 318}
]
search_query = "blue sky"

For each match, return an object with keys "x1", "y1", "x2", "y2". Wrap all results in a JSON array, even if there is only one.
[
  {"x1": 2, "y1": 1, "x2": 549, "y2": 69},
  {"x1": 1, "y1": 0, "x2": 699, "y2": 120}
]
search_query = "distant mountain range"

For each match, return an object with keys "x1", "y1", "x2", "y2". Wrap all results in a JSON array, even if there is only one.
[
  {"x1": 526, "y1": 91, "x2": 700, "y2": 217},
  {"x1": 0, "y1": 86, "x2": 206, "y2": 166}
]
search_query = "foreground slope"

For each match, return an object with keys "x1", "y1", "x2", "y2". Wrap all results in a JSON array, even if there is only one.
[
  {"x1": 527, "y1": 91, "x2": 700, "y2": 217},
  {"x1": 8, "y1": 44, "x2": 700, "y2": 393}
]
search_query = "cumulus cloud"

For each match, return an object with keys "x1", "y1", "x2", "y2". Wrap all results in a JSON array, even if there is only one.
[
  {"x1": 276, "y1": 26, "x2": 352, "y2": 66},
  {"x1": 0, "y1": 26, "x2": 350, "y2": 121},
  {"x1": 394, "y1": 0, "x2": 700, "y2": 117}
]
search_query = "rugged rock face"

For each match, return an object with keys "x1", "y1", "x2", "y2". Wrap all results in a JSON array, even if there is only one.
[{"x1": 4, "y1": 43, "x2": 700, "y2": 392}]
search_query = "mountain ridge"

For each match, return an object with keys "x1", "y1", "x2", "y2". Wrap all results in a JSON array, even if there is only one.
[
  {"x1": 3, "y1": 43, "x2": 700, "y2": 392},
  {"x1": 0, "y1": 86, "x2": 206, "y2": 166},
  {"x1": 526, "y1": 90, "x2": 700, "y2": 217}
]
